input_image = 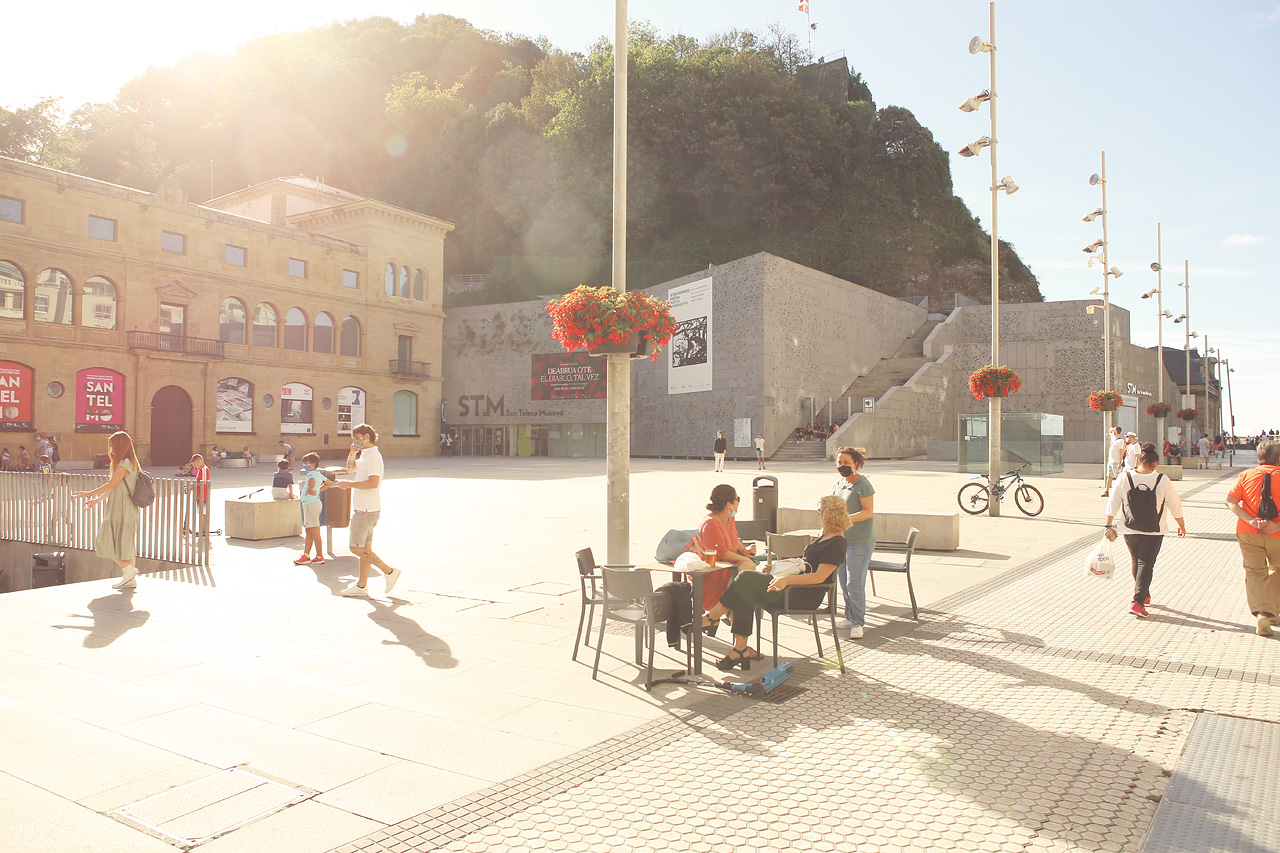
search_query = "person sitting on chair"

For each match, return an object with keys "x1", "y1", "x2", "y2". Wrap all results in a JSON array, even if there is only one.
[
  {"x1": 710, "y1": 495, "x2": 849, "y2": 671},
  {"x1": 687, "y1": 484, "x2": 757, "y2": 623}
]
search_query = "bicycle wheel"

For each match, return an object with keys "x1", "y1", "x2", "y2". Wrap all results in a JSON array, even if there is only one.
[
  {"x1": 957, "y1": 482, "x2": 990, "y2": 515},
  {"x1": 1015, "y1": 483, "x2": 1044, "y2": 516}
]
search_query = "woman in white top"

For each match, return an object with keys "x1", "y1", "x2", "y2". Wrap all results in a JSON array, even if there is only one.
[{"x1": 1104, "y1": 443, "x2": 1187, "y2": 618}]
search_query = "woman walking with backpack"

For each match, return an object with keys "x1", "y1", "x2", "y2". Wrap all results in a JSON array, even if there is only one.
[
  {"x1": 72, "y1": 431, "x2": 142, "y2": 589},
  {"x1": 1103, "y1": 442, "x2": 1187, "y2": 618}
]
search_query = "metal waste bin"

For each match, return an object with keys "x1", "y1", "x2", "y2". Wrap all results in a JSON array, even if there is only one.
[
  {"x1": 319, "y1": 467, "x2": 351, "y2": 529},
  {"x1": 752, "y1": 475, "x2": 779, "y2": 533},
  {"x1": 32, "y1": 552, "x2": 66, "y2": 588}
]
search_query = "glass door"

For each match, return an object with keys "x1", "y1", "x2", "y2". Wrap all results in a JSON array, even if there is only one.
[{"x1": 160, "y1": 303, "x2": 185, "y2": 351}]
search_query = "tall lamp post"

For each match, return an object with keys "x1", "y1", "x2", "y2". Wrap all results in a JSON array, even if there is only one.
[
  {"x1": 1203, "y1": 336, "x2": 1213, "y2": 438},
  {"x1": 606, "y1": 0, "x2": 630, "y2": 563},
  {"x1": 1222, "y1": 359, "x2": 1237, "y2": 448},
  {"x1": 1142, "y1": 223, "x2": 1169, "y2": 446},
  {"x1": 1172, "y1": 261, "x2": 1196, "y2": 440},
  {"x1": 1082, "y1": 153, "x2": 1121, "y2": 478},
  {"x1": 959, "y1": 1, "x2": 1017, "y2": 517}
]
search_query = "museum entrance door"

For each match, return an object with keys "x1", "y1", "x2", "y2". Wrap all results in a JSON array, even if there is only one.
[{"x1": 150, "y1": 385, "x2": 193, "y2": 466}]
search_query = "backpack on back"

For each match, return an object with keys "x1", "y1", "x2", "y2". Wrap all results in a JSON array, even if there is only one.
[
  {"x1": 1259, "y1": 473, "x2": 1278, "y2": 522},
  {"x1": 124, "y1": 467, "x2": 157, "y2": 508},
  {"x1": 1122, "y1": 472, "x2": 1165, "y2": 533}
]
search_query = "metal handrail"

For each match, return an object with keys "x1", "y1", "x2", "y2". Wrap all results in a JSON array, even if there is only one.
[
  {"x1": 127, "y1": 331, "x2": 226, "y2": 358},
  {"x1": 389, "y1": 359, "x2": 431, "y2": 376}
]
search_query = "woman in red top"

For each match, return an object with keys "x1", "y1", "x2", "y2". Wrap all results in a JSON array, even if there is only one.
[{"x1": 691, "y1": 484, "x2": 758, "y2": 631}]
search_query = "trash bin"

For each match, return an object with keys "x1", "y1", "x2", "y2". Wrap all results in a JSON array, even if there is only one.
[
  {"x1": 32, "y1": 552, "x2": 66, "y2": 588},
  {"x1": 752, "y1": 475, "x2": 779, "y2": 534},
  {"x1": 319, "y1": 467, "x2": 351, "y2": 529}
]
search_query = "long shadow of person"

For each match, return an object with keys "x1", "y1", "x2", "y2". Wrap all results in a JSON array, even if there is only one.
[{"x1": 51, "y1": 590, "x2": 150, "y2": 648}]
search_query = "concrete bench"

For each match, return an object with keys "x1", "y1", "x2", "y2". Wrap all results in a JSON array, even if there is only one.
[
  {"x1": 225, "y1": 498, "x2": 302, "y2": 540},
  {"x1": 1157, "y1": 465, "x2": 1183, "y2": 480},
  {"x1": 776, "y1": 507, "x2": 960, "y2": 551},
  {"x1": 217, "y1": 458, "x2": 250, "y2": 468}
]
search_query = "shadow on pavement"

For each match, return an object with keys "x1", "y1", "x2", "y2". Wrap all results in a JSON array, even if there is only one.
[{"x1": 51, "y1": 589, "x2": 151, "y2": 648}]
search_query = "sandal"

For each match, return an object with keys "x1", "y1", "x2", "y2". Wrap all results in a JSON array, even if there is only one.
[
  {"x1": 702, "y1": 615, "x2": 721, "y2": 637},
  {"x1": 739, "y1": 647, "x2": 765, "y2": 661},
  {"x1": 715, "y1": 648, "x2": 753, "y2": 672}
]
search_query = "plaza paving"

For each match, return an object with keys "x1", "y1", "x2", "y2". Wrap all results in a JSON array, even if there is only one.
[{"x1": 0, "y1": 455, "x2": 1274, "y2": 852}]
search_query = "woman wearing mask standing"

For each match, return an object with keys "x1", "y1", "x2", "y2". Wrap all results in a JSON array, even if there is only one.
[
  {"x1": 833, "y1": 447, "x2": 875, "y2": 638},
  {"x1": 72, "y1": 430, "x2": 141, "y2": 589}
]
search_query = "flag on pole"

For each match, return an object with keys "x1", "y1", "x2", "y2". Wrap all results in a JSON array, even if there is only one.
[{"x1": 798, "y1": 1, "x2": 809, "y2": 12}]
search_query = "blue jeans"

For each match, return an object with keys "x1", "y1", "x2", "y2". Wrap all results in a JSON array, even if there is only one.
[{"x1": 840, "y1": 540, "x2": 876, "y2": 626}]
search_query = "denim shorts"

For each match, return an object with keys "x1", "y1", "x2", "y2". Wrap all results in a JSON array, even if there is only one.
[{"x1": 349, "y1": 510, "x2": 380, "y2": 547}]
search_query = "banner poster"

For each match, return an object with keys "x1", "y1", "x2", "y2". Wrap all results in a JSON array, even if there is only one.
[
  {"x1": 0, "y1": 361, "x2": 34, "y2": 432},
  {"x1": 667, "y1": 277, "x2": 713, "y2": 395},
  {"x1": 337, "y1": 386, "x2": 366, "y2": 435},
  {"x1": 280, "y1": 382, "x2": 314, "y2": 435},
  {"x1": 531, "y1": 352, "x2": 607, "y2": 401},
  {"x1": 733, "y1": 417, "x2": 752, "y2": 448},
  {"x1": 74, "y1": 367, "x2": 125, "y2": 433},
  {"x1": 216, "y1": 377, "x2": 254, "y2": 434}
]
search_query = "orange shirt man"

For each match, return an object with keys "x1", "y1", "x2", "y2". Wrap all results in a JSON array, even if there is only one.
[{"x1": 1225, "y1": 440, "x2": 1280, "y2": 636}]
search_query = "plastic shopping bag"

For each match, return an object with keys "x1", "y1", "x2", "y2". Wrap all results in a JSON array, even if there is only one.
[
  {"x1": 1084, "y1": 536, "x2": 1116, "y2": 580},
  {"x1": 674, "y1": 551, "x2": 711, "y2": 573}
]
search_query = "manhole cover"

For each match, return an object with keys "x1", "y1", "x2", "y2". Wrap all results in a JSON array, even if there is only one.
[{"x1": 113, "y1": 767, "x2": 311, "y2": 848}]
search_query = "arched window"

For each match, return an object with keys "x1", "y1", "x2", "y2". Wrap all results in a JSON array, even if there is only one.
[
  {"x1": 81, "y1": 276, "x2": 118, "y2": 330},
  {"x1": 393, "y1": 390, "x2": 418, "y2": 436},
  {"x1": 252, "y1": 303, "x2": 278, "y2": 347},
  {"x1": 219, "y1": 298, "x2": 247, "y2": 343},
  {"x1": 413, "y1": 269, "x2": 424, "y2": 301},
  {"x1": 314, "y1": 312, "x2": 335, "y2": 354},
  {"x1": 283, "y1": 307, "x2": 307, "y2": 351},
  {"x1": 384, "y1": 262, "x2": 396, "y2": 296},
  {"x1": 340, "y1": 315, "x2": 361, "y2": 357},
  {"x1": 0, "y1": 261, "x2": 26, "y2": 320},
  {"x1": 399, "y1": 265, "x2": 410, "y2": 299},
  {"x1": 35, "y1": 269, "x2": 73, "y2": 325}
]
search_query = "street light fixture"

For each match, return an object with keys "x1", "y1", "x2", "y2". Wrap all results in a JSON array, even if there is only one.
[
  {"x1": 1083, "y1": 152, "x2": 1116, "y2": 480},
  {"x1": 1083, "y1": 240, "x2": 1104, "y2": 253},
  {"x1": 958, "y1": 136, "x2": 991, "y2": 158},
  {"x1": 1147, "y1": 224, "x2": 1167, "y2": 445},
  {"x1": 1082, "y1": 208, "x2": 1104, "y2": 223},
  {"x1": 959, "y1": 90, "x2": 991, "y2": 112}
]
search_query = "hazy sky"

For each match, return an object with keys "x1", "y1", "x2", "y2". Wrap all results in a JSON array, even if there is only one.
[{"x1": 8, "y1": 1, "x2": 1279, "y2": 433}]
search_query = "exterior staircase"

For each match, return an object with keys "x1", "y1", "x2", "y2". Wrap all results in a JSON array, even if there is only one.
[{"x1": 770, "y1": 433, "x2": 829, "y2": 461}]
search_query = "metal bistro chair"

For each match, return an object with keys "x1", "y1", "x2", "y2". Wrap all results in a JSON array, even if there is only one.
[
  {"x1": 573, "y1": 548, "x2": 631, "y2": 661},
  {"x1": 759, "y1": 531, "x2": 845, "y2": 673},
  {"x1": 735, "y1": 519, "x2": 770, "y2": 564},
  {"x1": 591, "y1": 567, "x2": 691, "y2": 691},
  {"x1": 868, "y1": 527, "x2": 921, "y2": 620}
]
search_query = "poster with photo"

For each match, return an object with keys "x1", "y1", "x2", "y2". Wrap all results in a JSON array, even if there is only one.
[
  {"x1": 0, "y1": 361, "x2": 33, "y2": 432},
  {"x1": 216, "y1": 377, "x2": 254, "y2": 434},
  {"x1": 667, "y1": 277, "x2": 713, "y2": 395},
  {"x1": 531, "y1": 352, "x2": 607, "y2": 400},
  {"x1": 280, "y1": 382, "x2": 314, "y2": 435},
  {"x1": 74, "y1": 367, "x2": 124, "y2": 433},
  {"x1": 337, "y1": 386, "x2": 365, "y2": 435}
]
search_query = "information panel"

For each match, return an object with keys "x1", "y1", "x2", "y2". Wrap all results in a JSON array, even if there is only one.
[
  {"x1": 216, "y1": 377, "x2": 254, "y2": 434},
  {"x1": 337, "y1": 386, "x2": 366, "y2": 435},
  {"x1": 74, "y1": 367, "x2": 124, "y2": 433},
  {"x1": 531, "y1": 352, "x2": 607, "y2": 401},
  {"x1": 0, "y1": 361, "x2": 34, "y2": 432},
  {"x1": 280, "y1": 382, "x2": 314, "y2": 435},
  {"x1": 667, "y1": 278, "x2": 713, "y2": 395}
]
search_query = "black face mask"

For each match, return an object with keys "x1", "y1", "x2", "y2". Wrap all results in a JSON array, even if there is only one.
[{"x1": 837, "y1": 465, "x2": 854, "y2": 478}]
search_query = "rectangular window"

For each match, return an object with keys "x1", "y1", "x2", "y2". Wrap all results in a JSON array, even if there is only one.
[
  {"x1": 88, "y1": 215, "x2": 116, "y2": 241},
  {"x1": 94, "y1": 304, "x2": 113, "y2": 321},
  {"x1": 35, "y1": 296, "x2": 49, "y2": 314},
  {"x1": 161, "y1": 231, "x2": 186, "y2": 254},
  {"x1": 0, "y1": 196, "x2": 22, "y2": 224},
  {"x1": 288, "y1": 258, "x2": 307, "y2": 278},
  {"x1": 225, "y1": 245, "x2": 246, "y2": 267},
  {"x1": 342, "y1": 269, "x2": 359, "y2": 289}
]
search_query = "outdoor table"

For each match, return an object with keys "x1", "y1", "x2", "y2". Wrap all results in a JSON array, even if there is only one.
[{"x1": 635, "y1": 561, "x2": 730, "y2": 676}]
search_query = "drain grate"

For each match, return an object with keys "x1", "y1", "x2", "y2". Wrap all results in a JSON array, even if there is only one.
[{"x1": 113, "y1": 767, "x2": 311, "y2": 849}]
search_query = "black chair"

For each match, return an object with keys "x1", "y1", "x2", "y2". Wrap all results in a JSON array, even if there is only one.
[
  {"x1": 591, "y1": 567, "x2": 691, "y2": 691},
  {"x1": 760, "y1": 574, "x2": 845, "y2": 674},
  {"x1": 868, "y1": 527, "x2": 920, "y2": 620}
]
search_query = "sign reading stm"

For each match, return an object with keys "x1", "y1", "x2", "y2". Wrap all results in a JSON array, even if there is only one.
[{"x1": 457, "y1": 395, "x2": 505, "y2": 417}]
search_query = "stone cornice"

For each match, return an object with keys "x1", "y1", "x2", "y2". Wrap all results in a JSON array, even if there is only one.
[{"x1": 288, "y1": 200, "x2": 455, "y2": 238}]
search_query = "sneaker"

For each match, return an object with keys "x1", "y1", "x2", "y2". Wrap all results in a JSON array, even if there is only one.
[
  {"x1": 1130, "y1": 602, "x2": 1149, "y2": 618},
  {"x1": 833, "y1": 617, "x2": 853, "y2": 631},
  {"x1": 309, "y1": 556, "x2": 324, "y2": 565},
  {"x1": 849, "y1": 625, "x2": 865, "y2": 639},
  {"x1": 383, "y1": 567, "x2": 403, "y2": 595},
  {"x1": 1258, "y1": 615, "x2": 1275, "y2": 637},
  {"x1": 293, "y1": 554, "x2": 312, "y2": 565},
  {"x1": 1144, "y1": 596, "x2": 1151, "y2": 606},
  {"x1": 338, "y1": 584, "x2": 369, "y2": 597}
]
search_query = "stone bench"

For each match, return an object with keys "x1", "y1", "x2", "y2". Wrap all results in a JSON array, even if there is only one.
[
  {"x1": 776, "y1": 507, "x2": 960, "y2": 551},
  {"x1": 217, "y1": 458, "x2": 250, "y2": 468},
  {"x1": 1157, "y1": 465, "x2": 1183, "y2": 480},
  {"x1": 225, "y1": 498, "x2": 302, "y2": 540}
]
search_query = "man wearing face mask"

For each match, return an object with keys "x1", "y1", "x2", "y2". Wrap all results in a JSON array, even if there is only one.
[
  {"x1": 832, "y1": 447, "x2": 876, "y2": 638},
  {"x1": 331, "y1": 423, "x2": 402, "y2": 597}
]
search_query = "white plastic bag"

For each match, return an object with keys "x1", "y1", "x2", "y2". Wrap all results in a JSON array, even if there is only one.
[
  {"x1": 674, "y1": 551, "x2": 711, "y2": 573},
  {"x1": 1084, "y1": 536, "x2": 1116, "y2": 579}
]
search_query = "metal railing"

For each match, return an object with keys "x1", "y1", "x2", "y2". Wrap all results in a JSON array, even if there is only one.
[
  {"x1": 389, "y1": 359, "x2": 431, "y2": 376},
  {"x1": 127, "y1": 331, "x2": 226, "y2": 358},
  {"x1": 0, "y1": 471, "x2": 209, "y2": 567}
]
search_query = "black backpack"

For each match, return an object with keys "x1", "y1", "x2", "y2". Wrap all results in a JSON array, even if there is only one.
[
  {"x1": 124, "y1": 467, "x2": 157, "y2": 508},
  {"x1": 1259, "y1": 473, "x2": 1278, "y2": 522},
  {"x1": 1122, "y1": 472, "x2": 1165, "y2": 533}
]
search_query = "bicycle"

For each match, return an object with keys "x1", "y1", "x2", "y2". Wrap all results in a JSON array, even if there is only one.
[{"x1": 956, "y1": 463, "x2": 1044, "y2": 516}]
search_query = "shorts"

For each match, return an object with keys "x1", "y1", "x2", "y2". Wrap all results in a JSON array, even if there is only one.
[
  {"x1": 272, "y1": 487, "x2": 291, "y2": 500},
  {"x1": 1107, "y1": 461, "x2": 1122, "y2": 478},
  {"x1": 349, "y1": 510, "x2": 380, "y2": 548},
  {"x1": 755, "y1": 449, "x2": 764, "y2": 458},
  {"x1": 302, "y1": 501, "x2": 321, "y2": 528}
]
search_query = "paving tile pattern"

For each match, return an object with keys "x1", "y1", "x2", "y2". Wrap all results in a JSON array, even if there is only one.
[{"x1": 334, "y1": 475, "x2": 1280, "y2": 853}]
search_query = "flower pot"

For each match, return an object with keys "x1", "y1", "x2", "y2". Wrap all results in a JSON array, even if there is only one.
[
  {"x1": 1099, "y1": 401, "x2": 1117, "y2": 412},
  {"x1": 589, "y1": 334, "x2": 650, "y2": 359}
]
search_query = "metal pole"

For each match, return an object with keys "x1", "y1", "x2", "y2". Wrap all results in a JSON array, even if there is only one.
[
  {"x1": 1202, "y1": 334, "x2": 1211, "y2": 439},
  {"x1": 1224, "y1": 359, "x2": 1236, "y2": 450},
  {"x1": 1156, "y1": 223, "x2": 1164, "y2": 447},
  {"x1": 1184, "y1": 260, "x2": 1191, "y2": 416},
  {"x1": 986, "y1": 1, "x2": 1002, "y2": 516},
  {"x1": 1099, "y1": 152, "x2": 1112, "y2": 480},
  {"x1": 606, "y1": 0, "x2": 630, "y2": 564}
]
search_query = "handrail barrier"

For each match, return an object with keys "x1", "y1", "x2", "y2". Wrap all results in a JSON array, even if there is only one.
[{"x1": 0, "y1": 471, "x2": 209, "y2": 567}]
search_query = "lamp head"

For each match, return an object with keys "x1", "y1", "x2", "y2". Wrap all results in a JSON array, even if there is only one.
[
  {"x1": 1150, "y1": 262, "x2": 1162, "y2": 272},
  {"x1": 1085, "y1": 305, "x2": 1099, "y2": 315},
  {"x1": 959, "y1": 90, "x2": 991, "y2": 112},
  {"x1": 1089, "y1": 174, "x2": 1102, "y2": 186},
  {"x1": 1173, "y1": 314, "x2": 1186, "y2": 323},
  {"x1": 958, "y1": 136, "x2": 991, "y2": 158},
  {"x1": 1140, "y1": 288, "x2": 1157, "y2": 299},
  {"x1": 1082, "y1": 208, "x2": 1104, "y2": 222},
  {"x1": 1160, "y1": 310, "x2": 1172, "y2": 318},
  {"x1": 997, "y1": 176, "x2": 1018, "y2": 195},
  {"x1": 1110, "y1": 266, "x2": 1123, "y2": 278},
  {"x1": 1082, "y1": 240, "x2": 1104, "y2": 253},
  {"x1": 1089, "y1": 287, "x2": 1102, "y2": 296},
  {"x1": 969, "y1": 36, "x2": 993, "y2": 54}
]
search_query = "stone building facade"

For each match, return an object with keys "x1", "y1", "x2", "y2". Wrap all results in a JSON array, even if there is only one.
[{"x1": 0, "y1": 157, "x2": 451, "y2": 467}]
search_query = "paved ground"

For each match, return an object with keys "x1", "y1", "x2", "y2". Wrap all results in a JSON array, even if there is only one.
[{"x1": 0, "y1": 456, "x2": 1273, "y2": 852}]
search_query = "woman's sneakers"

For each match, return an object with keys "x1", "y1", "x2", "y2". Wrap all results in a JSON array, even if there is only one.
[{"x1": 1130, "y1": 602, "x2": 1149, "y2": 618}]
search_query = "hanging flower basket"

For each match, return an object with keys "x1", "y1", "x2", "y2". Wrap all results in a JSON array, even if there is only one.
[
  {"x1": 1176, "y1": 407, "x2": 1199, "y2": 421},
  {"x1": 546, "y1": 285, "x2": 677, "y2": 362},
  {"x1": 967, "y1": 365, "x2": 1022, "y2": 402},
  {"x1": 1088, "y1": 390, "x2": 1123, "y2": 411},
  {"x1": 1146, "y1": 401, "x2": 1173, "y2": 418}
]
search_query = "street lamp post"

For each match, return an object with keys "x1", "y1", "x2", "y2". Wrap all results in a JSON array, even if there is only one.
[
  {"x1": 1223, "y1": 360, "x2": 1237, "y2": 451},
  {"x1": 959, "y1": 1, "x2": 1017, "y2": 517},
  {"x1": 1083, "y1": 154, "x2": 1120, "y2": 479},
  {"x1": 1143, "y1": 223, "x2": 1169, "y2": 447},
  {"x1": 606, "y1": 0, "x2": 630, "y2": 563}
]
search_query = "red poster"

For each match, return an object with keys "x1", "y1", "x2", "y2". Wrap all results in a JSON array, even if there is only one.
[
  {"x1": 0, "y1": 361, "x2": 34, "y2": 432},
  {"x1": 531, "y1": 352, "x2": 607, "y2": 401},
  {"x1": 75, "y1": 367, "x2": 125, "y2": 433}
]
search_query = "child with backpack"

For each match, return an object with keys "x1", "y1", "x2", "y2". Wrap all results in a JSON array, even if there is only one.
[{"x1": 1103, "y1": 442, "x2": 1187, "y2": 618}]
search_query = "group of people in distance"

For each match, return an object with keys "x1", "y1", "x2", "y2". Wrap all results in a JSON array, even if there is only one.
[
  {"x1": 685, "y1": 446, "x2": 875, "y2": 670},
  {"x1": 1, "y1": 433, "x2": 59, "y2": 473},
  {"x1": 794, "y1": 423, "x2": 839, "y2": 441}
]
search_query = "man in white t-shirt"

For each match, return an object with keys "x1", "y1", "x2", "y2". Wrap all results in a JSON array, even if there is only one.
[
  {"x1": 1103, "y1": 426, "x2": 1125, "y2": 497},
  {"x1": 1197, "y1": 434, "x2": 1212, "y2": 469},
  {"x1": 332, "y1": 423, "x2": 401, "y2": 597},
  {"x1": 754, "y1": 433, "x2": 767, "y2": 470},
  {"x1": 1123, "y1": 433, "x2": 1140, "y2": 471}
]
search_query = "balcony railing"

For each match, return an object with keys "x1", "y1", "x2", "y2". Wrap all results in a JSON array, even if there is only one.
[
  {"x1": 389, "y1": 359, "x2": 431, "y2": 377},
  {"x1": 127, "y1": 331, "x2": 226, "y2": 358}
]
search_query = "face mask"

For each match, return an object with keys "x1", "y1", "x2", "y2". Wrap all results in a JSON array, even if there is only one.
[
  {"x1": 837, "y1": 465, "x2": 854, "y2": 478},
  {"x1": 301, "y1": 464, "x2": 311, "y2": 473}
]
